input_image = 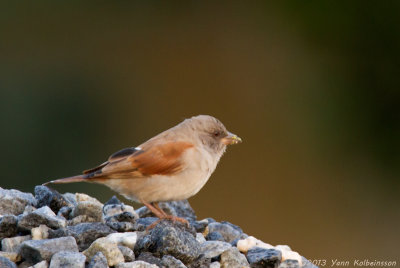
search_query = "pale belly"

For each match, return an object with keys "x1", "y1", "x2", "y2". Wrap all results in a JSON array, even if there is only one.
[{"x1": 102, "y1": 169, "x2": 211, "y2": 203}]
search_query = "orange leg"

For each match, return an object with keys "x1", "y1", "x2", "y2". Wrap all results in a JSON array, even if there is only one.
[{"x1": 143, "y1": 201, "x2": 189, "y2": 230}]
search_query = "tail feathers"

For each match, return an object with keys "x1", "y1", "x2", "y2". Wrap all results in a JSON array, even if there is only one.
[{"x1": 43, "y1": 175, "x2": 86, "y2": 186}]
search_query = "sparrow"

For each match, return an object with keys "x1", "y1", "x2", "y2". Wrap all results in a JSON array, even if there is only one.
[{"x1": 44, "y1": 115, "x2": 242, "y2": 224}]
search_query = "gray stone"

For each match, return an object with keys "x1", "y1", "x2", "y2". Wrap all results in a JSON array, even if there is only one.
[
  {"x1": 133, "y1": 217, "x2": 158, "y2": 231},
  {"x1": 0, "y1": 255, "x2": 17, "y2": 268},
  {"x1": 134, "y1": 221, "x2": 200, "y2": 264},
  {"x1": 49, "y1": 251, "x2": 86, "y2": 268},
  {"x1": 220, "y1": 247, "x2": 249, "y2": 268},
  {"x1": 87, "y1": 251, "x2": 108, "y2": 268},
  {"x1": 18, "y1": 206, "x2": 66, "y2": 231},
  {"x1": 137, "y1": 252, "x2": 162, "y2": 266},
  {"x1": 105, "y1": 212, "x2": 137, "y2": 232},
  {"x1": 0, "y1": 187, "x2": 37, "y2": 216},
  {"x1": 116, "y1": 261, "x2": 159, "y2": 268},
  {"x1": 119, "y1": 245, "x2": 135, "y2": 262},
  {"x1": 103, "y1": 198, "x2": 138, "y2": 219},
  {"x1": 207, "y1": 222, "x2": 242, "y2": 243},
  {"x1": 1, "y1": 235, "x2": 31, "y2": 252},
  {"x1": 71, "y1": 201, "x2": 103, "y2": 222},
  {"x1": 161, "y1": 255, "x2": 187, "y2": 268},
  {"x1": 205, "y1": 231, "x2": 225, "y2": 242},
  {"x1": 200, "y1": 241, "x2": 232, "y2": 259},
  {"x1": 186, "y1": 255, "x2": 211, "y2": 268},
  {"x1": 62, "y1": 193, "x2": 77, "y2": 207},
  {"x1": 192, "y1": 219, "x2": 210, "y2": 233},
  {"x1": 136, "y1": 200, "x2": 196, "y2": 221},
  {"x1": 246, "y1": 247, "x2": 282, "y2": 268},
  {"x1": 49, "y1": 222, "x2": 115, "y2": 251},
  {"x1": 34, "y1": 186, "x2": 72, "y2": 214},
  {"x1": 279, "y1": 259, "x2": 300, "y2": 268},
  {"x1": 19, "y1": 236, "x2": 78, "y2": 263},
  {"x1": 57, "y1": 206, "x2": 72, "y2": 219},
  {"x1": 0, "y1": 216, "x2": 18, "y2": 239}
]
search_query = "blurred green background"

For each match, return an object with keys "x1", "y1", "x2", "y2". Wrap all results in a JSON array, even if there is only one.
[{"x1": 1, "y1": 1, "x2": 399, "y2": 263}]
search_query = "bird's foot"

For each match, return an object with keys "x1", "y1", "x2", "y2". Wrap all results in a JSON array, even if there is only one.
[{"x1": 146, "y1": 215, "x2": 189, "y2": 231}]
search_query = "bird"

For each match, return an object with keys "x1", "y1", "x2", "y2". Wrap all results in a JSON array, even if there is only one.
[{"x1": 44, "y1": 115, "x2": 242, "y2": 225}]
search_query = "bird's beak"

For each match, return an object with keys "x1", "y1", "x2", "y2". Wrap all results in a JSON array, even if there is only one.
[{"x1": 222, "y1": 132, "x2": 242, "y2": 145}]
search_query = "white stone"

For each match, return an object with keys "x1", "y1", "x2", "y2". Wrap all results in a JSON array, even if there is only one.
[
  {"x1": 236, "y1": 236, "x2": 274, "y2": 253},
  {"x1": 83, "y1": 237, "x2": 124, "y2": 267},
  {"x1": 29, "y1": 260, "x2": 49, "y2": 268},
  {"x1": 210, "y1": 261, "x2": 221, "y2": 268},
  {"x1": 32, "y1": 225, "x2": 50, "y2": 240},
  {"x1": 275, "y1": 245, "x2": 292, "y2": 252},
  {"x1": 280, "y1": 249, "x2": 302, "y2": 266},
  {"x1": 75, "y1": 193, "x2": 103, "y2": 206},
  {"x1": 106, "y1": 232, "x2": 138, "y2": 250}
]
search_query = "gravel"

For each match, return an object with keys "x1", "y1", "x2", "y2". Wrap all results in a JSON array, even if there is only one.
[{"x1": 0, "y1": 186, "x2": 317, "y2": 268}]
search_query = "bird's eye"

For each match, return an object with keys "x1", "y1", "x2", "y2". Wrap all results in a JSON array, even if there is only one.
[{"x1": 213, "y1": 131, "x2": 221, "y2": 137}]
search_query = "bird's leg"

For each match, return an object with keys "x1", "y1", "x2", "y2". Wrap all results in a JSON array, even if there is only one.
[
  {"x1": 144, "y1": 201, "x2": 189, "y2": 230},
  {"x1": 143, "y1": 202, "x2": 165, "y2": 219}
]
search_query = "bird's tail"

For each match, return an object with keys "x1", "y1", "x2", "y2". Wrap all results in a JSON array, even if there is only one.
[{"x1": 43, "y1": 175, "x2": 87, "y2": 186}]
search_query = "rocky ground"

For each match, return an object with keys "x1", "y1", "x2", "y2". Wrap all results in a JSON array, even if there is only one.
[{"x1": 0, "y1": 186, "x2": 317, "y2": 268}]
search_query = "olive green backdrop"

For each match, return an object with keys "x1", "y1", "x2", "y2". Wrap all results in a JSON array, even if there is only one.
[{"x1": 1, "y1": 1, "x2": 399, "y2": 263}]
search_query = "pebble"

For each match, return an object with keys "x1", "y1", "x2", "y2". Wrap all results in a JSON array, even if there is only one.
[
  {"x1": 49, "y1": 251, "x2": 86, "y2": 268},
  {"x1": 106, "y1": 232, "x2": 138, "y2": 250},
  {"x1": 161, "y1": 255, "x2": 187, "y2": 268},
  {"x1": 137, "y1": 252, "x2": 162, "y2": 266},
  {"x1": 118, "y1": 245, "x2": 135, "y2": 262},
  {"x1": 210, "y1": 261, "x2": 221, "y2": 268},
  {"x1": 200, "y1": 241, "x2": 232, "y2": 259},
  {"x1": 19, "y1": 236, "x2": 79, "y2": 263},
  {"x1": 71, "y1": 201, "x2": 103, "y2": 222},
  {"x1": 246, "y1": 247, "x2": 282, "y2": 268},
  {"x1": 134, "y1": 221, "x2": 200, "y2": 264},
  {"x1": 205, "y1": 231, "x2": 225, "y2": 242},
  {"x1": 29, "y1": 260, "x2": 49, "y2": 268},
  {"x1": 237, "y1": 236, "x2": 274, "y2": 253},
  {"x1": 1, "y1": 235, "x2": 31, "y2": 252},
  {"x1": 195, "y1": 233, "x2": 206, "y2": 244},
  {"x1": 57, "y1": 206, "x2": 72, "y2": 219},
  {"x1": 62, "y1": 193, "x2": 78, "y2": 207},
  {"x1": 34, "y1": 186, "x2": 72, "y2": 214},
  {"x1": 0, "y1": 187, "x2": 37, "y2": 216},
  {"x1": 0, "y1": 251, "x2": 21, "y2": 263},
  {"x1": 279, "y1": 259, "x2": 300, "y2": 268},
  {"x1": 18, "y1": 206, "x2": 67, "y2": 231},
  {"x1": 75, "y1": 193, "x2": 102, "y2": 205},
  {"x1": 220, "y1": 247, "x2": 249, "y2": 268},
  {"x1": 87, "y1": 251, "x2": 108, "y2": 268},
  {"x1": 31, "y1": 225, "x2": 50, "y2": 240},
  {"x1": 50, "y1": 222, "x2": 115, "y2": 251},
  {"x1": 83, "y1": 237, "x2": 125, "y2": 267},
  {"x1": 0, "y1": 216, "x2": 18, "y2": 238},
  {"x1": 0, "y1": 255, "x2": 17, "y2": 268},
  {"x1": 206, "y1": 222, "x2": 242, "y2": 243},
  {"x1": 192, "y1": 219, "x2": 210, "y2": 233},
  {"x1": 105, "y1": 212, "x2": 137, "y2": 232},
  {"x1": 133, "y1": 217, "x2": 158, "y2": 231},
  {"x1": 67, "y1": 214, "x2": 99, "y2": 225},
  {"x1": 136, "y1": 200, "x2": 196, "y2": 221},
  {"x1": 115, "y1": 261, "x2": 159, "y2": 268}
]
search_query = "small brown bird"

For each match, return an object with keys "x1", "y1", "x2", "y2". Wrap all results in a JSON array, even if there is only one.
[{"x1": 45, "y1": 115, "x2": 241, "y2": 224}]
